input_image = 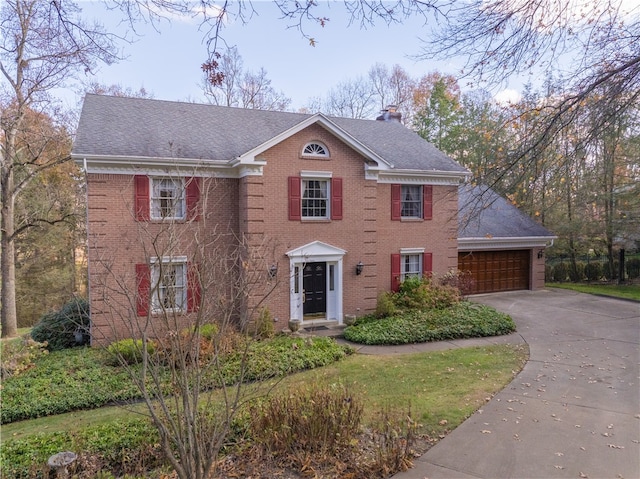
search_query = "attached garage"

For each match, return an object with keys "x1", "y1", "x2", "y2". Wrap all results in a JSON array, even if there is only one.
[
  {"x1": 458, "y1": 185, "x2": 556, "y2": 294},
  {"x1": 458, "y1": 250, "x2": 530, "y2": 294}
]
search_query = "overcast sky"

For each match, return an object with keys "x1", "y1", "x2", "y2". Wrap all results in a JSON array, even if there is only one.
[{"x1": 63, "y1": 2, "x2": 528, "y2": 111}]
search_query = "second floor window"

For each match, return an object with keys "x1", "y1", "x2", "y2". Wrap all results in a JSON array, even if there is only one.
[
  {"x1": 391, "y1": 184, "x2": 433, "y2": 221},
  {"x1": 401, "y1": 185, "x2": 422, "y2": 218},
  {"x1": 302, "y1": 179, "x2": 329, "y2": 218},
  {"x1": 151, "y1": 178, "x2": 185, "y2": 219}
]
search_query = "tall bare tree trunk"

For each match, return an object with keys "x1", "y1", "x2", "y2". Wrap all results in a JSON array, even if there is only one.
[{"x1": 1, "y1": 164, "x2": 17, "y2": 337}]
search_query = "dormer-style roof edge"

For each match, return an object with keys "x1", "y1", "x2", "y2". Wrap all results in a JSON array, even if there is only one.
[{"x1": 233, "y1": 113, "x2": 393, "y2": 170}]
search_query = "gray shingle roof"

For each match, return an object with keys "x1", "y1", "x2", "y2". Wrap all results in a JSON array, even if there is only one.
[
  {"x1": 459, "y1": 184, "x2": 555, "y2": 238},
  {"x1": 73, "y1": 94, "x2": 468, "y2": 174}
]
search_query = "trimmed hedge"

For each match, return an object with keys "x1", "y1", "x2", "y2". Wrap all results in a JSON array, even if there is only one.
[{"x1": 343, "y1": 302, "x2": 516, "y2": 345}]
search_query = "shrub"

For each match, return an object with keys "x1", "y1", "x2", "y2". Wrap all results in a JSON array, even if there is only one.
[
  {"x1": 194, "y1": 322, "x2": 218, "y2": 340},
  {"x1": 30, "y1": 297, "x2": 90, "y2": 351},
  {"x1": 344, "y1": 302, "x2": 515, "y2": 345},
  {"x1": 253, "y1": 307, "x2": 275, "y2": 339},
  {"x1": 375, "y1": 291, "x2": 396, "y2": 318},
  {"x1": 438, "y1": 269, "x2": 474, "y2": 297},
  {"x1": 626, "y1": 258, "x2": 640, "y2": 279},
  {"x1": 545, "y1": 264, "x2": 553, "y2": 282},
  {"x1": 603, "y1": 261, "x2": 620, "y2": 281},
  {"x1": 0, "y1": 418, "x2": 163, "y2": 479},
  {"x1": 248, "y1": 383, "x2": 363, "y2": 456},
  {"x1": 552, "y1": 263, "x2": 568, "y2": 282},
  {"x1": 0, "y1": 337, "x2": 48, "y2": 379},
  {"x1": 584, "y1": 262, "x2": 602, "y2": 282},
  {"x1": 395, "y1": 277, "x2": 460, "y2": 311},
  {"x1": 106, "y1": 338, "x2": 156, "y2": 366},
  {"x1": 567, "y1": 262, "x2": 584, "y2": 282}
]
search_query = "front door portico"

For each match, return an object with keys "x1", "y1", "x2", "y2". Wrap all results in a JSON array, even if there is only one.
[{"x1": 286, "y1": 241, "x2": 346, "y2": 323}]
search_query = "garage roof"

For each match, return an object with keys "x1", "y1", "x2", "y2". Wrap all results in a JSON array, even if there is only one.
[{"x1": 458, "y1": 184, "x2": 556, "y2": 249}]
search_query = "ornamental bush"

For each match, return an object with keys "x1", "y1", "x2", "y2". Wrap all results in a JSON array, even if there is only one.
[
  {"x1": 106, "y1": 338, "x2": 157, "y2": 366},
  {"x1": 626, "y1": 258, "x2": 640, "y2": 279},
  {"x1": 552, "y1": 263, "x2": 568, "y2": 282},
  {"x1": 584, "y1": 262, "x2": 602, "y2": 282},
  {"x1": 395, "y1": 276, "x2": 460, "y2": 311},
  {"x1": 30, "y1": 297, "x2": 90, "y2": 351}
]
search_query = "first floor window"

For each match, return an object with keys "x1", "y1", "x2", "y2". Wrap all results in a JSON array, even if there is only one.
[
  {"x1": 151, "y1": 177, "x2": 185, "y2": 219},
  {"x1": 401, "y1": 254, "x2": 422, "y2": 281},
  {"x1": 152, "y1": 259, "x2": 187, "y2": 312},
  {"x1": 391, "y1": 251, "x2": 432, "y2": 292},
  {"x1": 302, "y1": 179, "x2": 329, "y2": 218}
]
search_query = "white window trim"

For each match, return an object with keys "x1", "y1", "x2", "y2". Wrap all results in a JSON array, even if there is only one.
[
  {"x1": 300, "y1": 170, "x2": 332, "y2": 178},
  {"x1": 400, "y1": 247, "x2": 425, "y2": 254},
  {"x1": 150, "y1": 177, "x2": 186, "y2": 221},
  {"x1": 400, "y1": 252, "x2": 423, "y2": 282},
  {"x1": 150, "y1": 256, "x2": 188, "y2": 313},
  {"x1": 401, "y1": 184, "x2": 423, "y2": 219},
  {"x1": 301, "y1": 177, "x2": 330, "y2": 219},
  {"x1": 302, "y1": 142, "x2": 330, "y2": 158}
]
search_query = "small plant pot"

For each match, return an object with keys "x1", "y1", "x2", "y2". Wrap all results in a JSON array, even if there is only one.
[
  {"x1": 288, "y1": 319, "x2": 301, "y2": 333},
  {"x1": 344, "y1": 314, "x2": 356, "y2": 326}
]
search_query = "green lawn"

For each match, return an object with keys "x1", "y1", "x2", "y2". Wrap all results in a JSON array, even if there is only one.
[
  {"x1": 548, "y1": 282, "x2": 640, "y2": 301},
  {"x1": 2, "y1": 344, "x2": 527, "y2": 444}
]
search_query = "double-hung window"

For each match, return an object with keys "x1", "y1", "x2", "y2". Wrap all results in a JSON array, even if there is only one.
[
  {"x1": 151, "y1": 258, "x2": 187, "y2": 313},
  {"x1": 401, "y1": 185, "x2": 422, "y2": 218},
  {"x1": 390, "y1": 250, "x2": 433, "y2": 292},
  {"x1": 151, "y1": 178, "x2": 185, "y2": 220},
  {"x1": 401, "y1": 253, "x2": 422, "y2": 282},
  {"x1": 302, "y1": 179, "x2": 329, "y2": 218},
  {"x1": 288, "y1": 174, "x2": 342, "y2": 221},
  {"x1": 135, "y1": 175, "x2": 200, "y2": 222},
  {"x1": 391, "y1": 184, "x2": 433, "y2": 220}
]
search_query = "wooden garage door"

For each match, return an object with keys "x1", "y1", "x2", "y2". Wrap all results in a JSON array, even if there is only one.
[{"x1": 458, "y1": 250, "x2": 530, "y2": 294}]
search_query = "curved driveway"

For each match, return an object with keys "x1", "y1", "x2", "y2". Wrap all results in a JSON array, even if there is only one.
[{"x1": 392, "y1": 289, "x2": 640, "y2": 479}]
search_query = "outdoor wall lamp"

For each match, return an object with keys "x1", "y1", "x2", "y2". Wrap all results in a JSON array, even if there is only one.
[
  {"x1": 537, "y1": 250, "x2": 544, "y2": 259},
  {"x1": 356, "y1": 261, "x2": 364, "y2": 275},
  {"x1": 268, "y1": 264, "x2": 278, "y2": 278}
]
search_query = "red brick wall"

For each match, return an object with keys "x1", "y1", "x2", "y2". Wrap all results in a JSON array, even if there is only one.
[
  {"x1": 86, "y1": 125, "x2": 461, "y2": 340},
  {"x1": 86, "y1": 173, "x2": 239, "y2": 344},
  {"x1": 241, "y1": 124, "x2": 460, "y2": 327}
]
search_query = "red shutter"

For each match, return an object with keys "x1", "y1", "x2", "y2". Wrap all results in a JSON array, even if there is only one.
[
  {"x1": 187, "y1": 262, "x2": 201, "y2": 312},
  {"x1": 134, "y1": 175, "x2": 150, "y2": 221},
  {"x1": 186, "y1": 177, "x2": 201, "y2": 221},
  {"x1": 331, "y1": 177, "x2": 343, "y2": 220},
  {"x1": 136, "y1": 263, "x2": 150, "y2": 316},
  {"x1": 423, "y1": 185, "x2": 433, "y2": 220},
  {"x1": 391, "y1": 254, "x2": 401, "y2": 292},
  {"x1": 423, "y1": 253, "x2": 433, "y2": 278},
  {"x1": 391, "y1": 184, "x2": 401, "y2": 220},
  {"x1": 288, "y1": 177, "x2": 301, "y2": 221}
]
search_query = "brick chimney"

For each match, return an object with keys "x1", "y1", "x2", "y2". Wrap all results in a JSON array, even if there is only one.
[{"x1": 376, "y1": 105, "x2": 402, "y2": 123}]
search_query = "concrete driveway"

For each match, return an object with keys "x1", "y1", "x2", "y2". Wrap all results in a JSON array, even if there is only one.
[{"x1": 393, "y1": 288, "x2": 640, "y2": 479}]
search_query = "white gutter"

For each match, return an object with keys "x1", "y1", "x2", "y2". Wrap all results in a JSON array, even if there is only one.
[{"x1": 458, "y1": 236, "x2": 558, "y2": 251}]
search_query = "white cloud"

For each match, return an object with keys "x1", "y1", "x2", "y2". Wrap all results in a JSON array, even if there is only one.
[{"x1": 494, "y1": 89, "x2": 522, "y2": 105}]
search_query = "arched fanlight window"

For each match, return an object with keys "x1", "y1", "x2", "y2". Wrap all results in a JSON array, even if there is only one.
[{"x1": 302, "y1": 142, "x2": 329, "y2": 157}]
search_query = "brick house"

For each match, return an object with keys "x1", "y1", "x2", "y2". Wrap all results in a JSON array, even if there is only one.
[{"x1": 72, "y1": 95, "x2": 553, "y2": 343}]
